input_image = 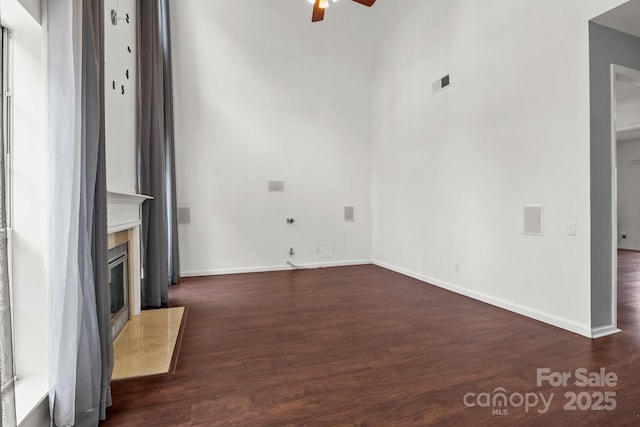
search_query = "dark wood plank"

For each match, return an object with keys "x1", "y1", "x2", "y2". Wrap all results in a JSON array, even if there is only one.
[{"x1": 102, "y1": 256, "x2": 640, "y2": 426}]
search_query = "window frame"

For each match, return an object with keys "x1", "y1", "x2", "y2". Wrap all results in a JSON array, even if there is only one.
[{"x1": 2, "y1": 25, "x2": 16, "y2": 380}]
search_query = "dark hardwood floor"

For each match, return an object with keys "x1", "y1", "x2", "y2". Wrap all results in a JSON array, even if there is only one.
[{"x1": 103, "y1": 253, "x2": 640, "y2": 426}]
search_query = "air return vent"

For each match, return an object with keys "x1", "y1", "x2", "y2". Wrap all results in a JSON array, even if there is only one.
[
  {"x1": 177, "y1": 207, "x2": 191, "y2": 224},
  {"x1": 433, "y1": 74, "x2": 451, "y2": 94},
  {"x1": 268, "y1": 180, "x2": 285, "y2": 192},
  {"x1": 344, "y1": 206, "x2": 355, "y2": 222}
]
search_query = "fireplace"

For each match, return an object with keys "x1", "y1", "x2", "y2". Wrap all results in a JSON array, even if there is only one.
[
  {"x1": 106, "y1": 191, "x2": 152, "y2": 336},
  {"x1": 108, "y1": 242, "x2": 129, "y2": 338}
]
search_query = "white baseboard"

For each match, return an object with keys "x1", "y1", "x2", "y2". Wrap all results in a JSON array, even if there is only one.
[
  {"x1": 180, "y1": 259, "x2": 372, "y2": 278},
  {"x1": 372, "y1": 259, "x2": 593, "y2": 338},
  {"x1": 182, "y1": 258, "x2": 597, "y2": 338},
  {"x1": 617, "y1": 244, "x2": 640, "y2": 251},
  {"x1": 591, "y1": 325, "x2": 621, "y2": 339}
]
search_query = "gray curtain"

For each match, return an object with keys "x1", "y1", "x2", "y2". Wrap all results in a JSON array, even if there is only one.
[
  {"x1": 137, "y1": 0, "x2": 180, "y2": 309},
  {"x1": 46, "y1": 0, "x2": 112, "y2": 425},
  {"x1": 162, "y1": 0, "x2": 180, "y2": 287},
  {"x1": 0, "y1": 24, "x2": 17, "y2": 427},
  {"x1": 74, "y1": 0, "x2": 113, "y2": 425},
  {"x1": 85, "y1": 0, "x2": 113, "y2": 422}
]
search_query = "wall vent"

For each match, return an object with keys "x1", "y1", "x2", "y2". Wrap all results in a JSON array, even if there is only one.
[
  {"x1": 268, "y1": 180, "x2": 285, "y2": 192},
  {"x1": 177, "y1": 207, "x2": 191, "y2": 224},
  {"x1": 433, "y1": 74, "x2": 451, "y2": 94},
  {"x1": 523, "y1": 205, "x2": 543, "y2": 236}
]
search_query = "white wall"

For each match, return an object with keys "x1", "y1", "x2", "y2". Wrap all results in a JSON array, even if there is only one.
[
  {"x1": 1, "y1": 0, "x2": 48, "y2": 378},
  {"x1": 104, "y1": 0, "x2": 137, "y2": 194},
  {"x1": 170, "y1": 0, "x2": 374, "y2": 275},
  {"x1": 370, "y1": 0, "x2": 626, "y2": 337},
  {"x1": 17, "y1": 0, "x2": 40, "y2": 23},
  {"x1": 617, "y1": 139, "x2": 640, "y2": 250},
  {"x1": 617, "y1": 99, "x2": 640, "y2": 127}
]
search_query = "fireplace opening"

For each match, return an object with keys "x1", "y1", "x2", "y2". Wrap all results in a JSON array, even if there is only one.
[{"x1": 108, "y1": 242, "x2": 129, "y2": 339}]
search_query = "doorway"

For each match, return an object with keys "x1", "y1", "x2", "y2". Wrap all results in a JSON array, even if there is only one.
[
  {"x1": 613, "y1": 64, "x2": 640, "y2": 330},
  {"x1": 588, "y1": 6, "x2": 640, "y2": 337}
]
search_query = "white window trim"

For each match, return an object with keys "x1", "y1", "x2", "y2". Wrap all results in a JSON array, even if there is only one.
[{"x1": 2, "y1": 24, "x2": 49, "y2": 427}]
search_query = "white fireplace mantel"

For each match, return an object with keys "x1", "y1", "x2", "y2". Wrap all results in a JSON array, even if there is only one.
[
  {"x1": 107, "y1": 191, "x2": 152, "y2": 317},
  {"x1": 107, "y1": 191, "x2": 152, "y2": 234}
]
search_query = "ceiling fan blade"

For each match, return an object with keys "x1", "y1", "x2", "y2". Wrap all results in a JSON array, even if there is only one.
[
  {"x1": 352, "y1": 0, "x2": 375, "y2": 6},
  {"x1": 312, "y1": 0, "x2": 325, "y2": 22}
]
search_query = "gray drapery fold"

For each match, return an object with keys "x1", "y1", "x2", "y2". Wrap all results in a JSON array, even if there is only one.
[
  {"x1": 0, "y1": 24, "x2": 17, "y2": 427},
  {"x1": 86, "y1": 0, "x2": 113, "y2": 421},
  {"x1": 137, "y1": 0, "x2": 180, "y2": 309},
  {"x1": 47, "y1": 0, "x2": 112, "y2": 425},
  {"x1": 161, "y1": 0, "x2": 180, "y2": 286},
  {"x1": 74, "y1": 2, "x2": 104, "y2": 423},
  {"x1": 74, "y1": 0, "x2": 113, "y2": 425}
]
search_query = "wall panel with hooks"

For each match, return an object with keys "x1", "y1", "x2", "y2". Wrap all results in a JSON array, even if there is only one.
[{"x1": 104, "y1": 0, "x2": 137, "y2": 194}]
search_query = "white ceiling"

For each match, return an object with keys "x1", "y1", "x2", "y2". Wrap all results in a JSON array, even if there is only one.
[{"x1": 593, "y1": 0, "x2": 640, "y2": 38}]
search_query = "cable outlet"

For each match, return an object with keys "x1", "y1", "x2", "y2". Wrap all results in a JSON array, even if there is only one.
[{"x1": 289, "y1": 247, "x2": 295, "y2": 257}]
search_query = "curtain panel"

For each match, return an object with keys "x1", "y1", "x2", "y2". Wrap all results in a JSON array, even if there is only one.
[
  {"x1": 47, "y1": 0, "x2": 113, "y2": 425},
  {"x1": 137, "y1": 0, "x2": 180, "y2": 309}
]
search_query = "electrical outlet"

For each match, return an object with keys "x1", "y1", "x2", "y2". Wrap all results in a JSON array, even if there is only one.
[
  {"x1": 455, "y1": 262, "x2": 461, "y2": 273},
  {"x1": 568, "y1": 222, "x2": 577, "y2": 236},
  {"x1": 317, "y1": 245, "x2": 335, "y2": 258}
]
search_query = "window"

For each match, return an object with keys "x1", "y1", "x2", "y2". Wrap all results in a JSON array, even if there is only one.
[
  {"x1": 0, "y1": 24, "x2": 17, "y2": 424},
  {"x1": 1, "y1": 24, "x2": 14, "y2": 371},
  {"x1": 0, "y1": 16, "x2": 49, "y2": 425},
  {"x1": 2, "y1": 28, "x2": 13, "y2": 267},
  {"x1": 2, "y1": 7, "x2": 50, "y2": 425}
]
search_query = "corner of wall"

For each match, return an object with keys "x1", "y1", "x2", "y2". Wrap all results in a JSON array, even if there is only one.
[{"x1": 17, "y1": 0, "x2": 42, "y2": 24}]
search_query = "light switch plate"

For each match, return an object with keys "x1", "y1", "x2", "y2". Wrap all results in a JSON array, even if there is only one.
[{"x1": 523, "y1": 205, "x2": 543, "y2": 236}]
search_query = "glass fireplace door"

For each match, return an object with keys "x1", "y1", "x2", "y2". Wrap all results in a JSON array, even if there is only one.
[{"x1": 108, "y1": 243, "x2": 129, "y2": 338}]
